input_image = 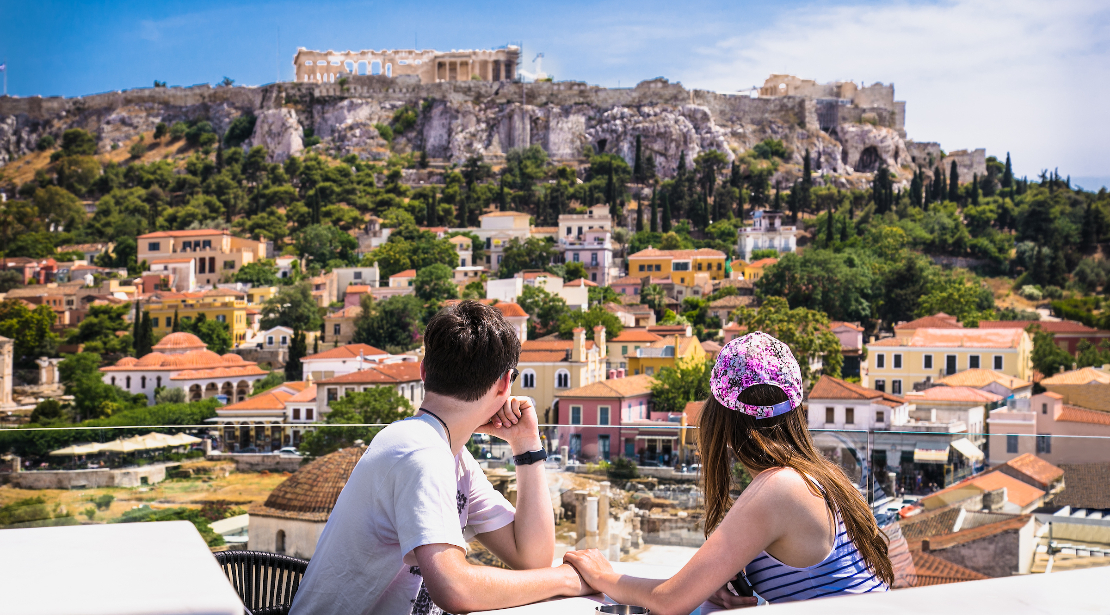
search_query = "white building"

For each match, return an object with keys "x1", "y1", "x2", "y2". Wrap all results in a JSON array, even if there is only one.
[
  {"x1": 459, "y1": 212, "x2": 532, "y2": 272},
  {"x1": 558, "y1": 204, "x2": 612, "y2": 241},
  {"x1": 562, "y1": 229, "x2": 618, "y2": 286},
  {"x1": 333, "y1": 266, "x2": 381, "y2": 295},
  {"x1": 146, "y1": 258, "x2": 196, "y2": 292},
  {"x1": 100, "y1": 332, "x2": 267, "y2": 404},
  {"x1": 487, "y1": 277, "x2": 524, "y2": 303},
  {"x1": 315, "y1": 362, "x2": 425, "y2": 418},
  {"x1": 737, "y1": 210, "x2": 798, "y2": 261},
  {"x1": 300, "y1": 343, "x2": 408, "y2": 382}
]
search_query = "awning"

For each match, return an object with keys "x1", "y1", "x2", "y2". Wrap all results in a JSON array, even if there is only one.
[
  {"x1": 635, "y1": 435, "x2": 679, "y2": 440},
  {"x1": 913, "y1": 441, "x2": 950, "y2": 464},
  {"x1": 949, "y1": 437, "x2": 985, "y2": 461}
]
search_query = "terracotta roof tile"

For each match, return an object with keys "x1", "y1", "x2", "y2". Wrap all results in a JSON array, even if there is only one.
[
  {"x1": 304, "y1": 344, "x2": 389, "y2": 361},
  {"x1": 906, "y1": 386, "x2": 1003, "y2": 403},
  {"x1": 221, "y1": 389, "x2": 294, "y2": 412},
  {"x1": 250, "y1": 445, "x2": 366, "y2": 521},
  {"x1": 900, "y1": 506, "x2": 963, "y2": 541},
  {"x1": 286, "y1": 384, "x2": 318, "y2": 403},
  {"x1": 611, "y1": 276, "x2": 642, "y2": 286},
  {"x1": 1051, "y1": 463, "x2": 1110, "y2": 509},
  {"x1": 327, "y1": 305, "x2": 362, "y2": 319},
  {"x1": 564, "y1": 278, "x2": 597, "y2": 287},
  {"x1": 557, "y1": 374, "x2": 655, "y2": 399},
  {"x1": 872, "y1": 328, "x2": 1025, "y2": 349},
  {"x1": 714, "y1": 278, "x2": 755, "y2": 290},
  {"x1": 997, "y1": 453, "x2": 1065, "y2": 489},
  {"x1": 1056, "y1": 404, "x2": 1110, "y2": 426},
  {"x1": 443, "y1": 299, "x2": 529, "y2": 318},
  {"x1": 315, "y1": 362, "x2": 421, "y2": 385},
  {"x1": 138, "y1": 229, "x2": 231, "y2": 238},
  {"x1": 927, "y1": 471, "x2": 1045, "y2": 509},
  {"x1": 936, "y1": 368, "x2": 1031, "y2": 390},
  {"x1": 746, "y1": 257, "x2": 778, "y2": 268},
  {"x1": 909, "y1": 549, "x2": 989, "y2": 586},
  {"x1": 979, "y1": 320, "x2": 1105, "y2": 334},
  {"x1": 684, "y1": 400, "x2": 705, "y2": 425},
  {"x1": 829, "y1": 321, "x2": 864, "y2": 332},
  {"x1": 389, "y1": 269, "x2": 416, "y2": 278},
  {"x1": 1041, "y1": 367, "x2": 1110, "y2": 386},
  {"x1": 610, "y1": 330, "x2": 663, "y2": 343},
  {"x1": 708, "y1": 295, "x2": 755, "y2": 308},
  {"x1": 895, "y1": 313, "x2": 962, "y2": 330},
  {"x1": 628, "y1": 248, "x2": 726, "y2": 260},
  {"x1": 918, "y1": 515, "x2": 1032, "y2": 551},
  {"x1": 519, "y1": 350, "x2": 569, "y2": 363}
]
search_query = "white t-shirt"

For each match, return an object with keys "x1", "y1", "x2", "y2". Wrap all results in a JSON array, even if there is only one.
[{"x1": 289, "y1": 414, "x2": 516, "y2": 615}]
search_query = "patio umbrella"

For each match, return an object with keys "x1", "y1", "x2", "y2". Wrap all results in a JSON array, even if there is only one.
[
  {"x1": 164, "y1": 433, "x2": 202, "y2": 447},
  {"x1": 99, "y1": 436, "x2": 148, "y2": 453},
  {"x1": 49, "y1": 444, "x2": 87, "y2": 456},
  {"x1": 137, "y1": 432, "x2": 177, "y2": 449},
  {"x1": 48, "y1": 442, "x2": 105, "y2": 457}
]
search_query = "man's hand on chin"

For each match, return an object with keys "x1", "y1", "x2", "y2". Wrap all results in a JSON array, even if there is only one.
[{"x1": 475, "y1": 396, "x2": 542, "y2": 454}]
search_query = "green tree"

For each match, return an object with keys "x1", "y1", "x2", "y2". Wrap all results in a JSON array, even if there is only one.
[
  {"x1": 0, "y1": 300, "x2": 58, "y2": 365},
  {"x1": 299, "y1": 387, "x2": 412, "y2": 459},
  {"x1": 223, "y1": 114, "x2": 257, "y2": 148},
  {"x1": 352, "y1": 294, "x2": 424, "y2": 354},
  {"x1": 30, "y1": 399, "x2": 67, "y2": 425},
  {"x1": 260, "y1": 282, "x2": 323, "y2": 332},
  {"x1": 285, "y1": 330, "x2": 307, "y2": 381},
  {"x1": 60, "y1": 352, "x2": 138, "y2": 421},
  {"x1": 252, "y1": 371, "x2": 285, "y2": 394},
  {"x1": 233, "y1": 261, "x2": 280, "y2": 286},
  {"x1": 948, "y1": 160, "x2": 960, "y2": 203},
  {"x1": 60, "y1": 129, "x2": 97, "y2": 156},
  {"x1": 414, "y1": 263, "x2": 458, "y2": 303},
  {"x1": 730, "y1": 296, "x2": 842, "y2": 380},
  {"x1": 294, "y1": 224, "x2": 358, "y2": 267},
  {"x1": 650, "y1": 358, "x2": 712, "y2": 415},
  {"x1": 557, "y1": 304, "x2": 624, "y2": 341},
  {"x1": 517, "y1": 284, "x2": 569, "y2": 338},
  {"x1": 564, "y1": 261, "x2": 587, "y2": 283},
  {"x1": 499, "y1": 237, "x2": 557, "y2": 279},
  {"x1": 181, "y1": 313, "x2": 233, "y2": 355},
  {"x1": 755, "y1": 250, "x2": 876, "y2": 323},
  {"x1": 1029, "y1": 326, "x2": 1074, "y2": 379}
]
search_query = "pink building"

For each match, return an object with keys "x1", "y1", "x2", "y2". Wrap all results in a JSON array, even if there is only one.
[
  {"x1": 979, "y1": 320, "x2": 1110, "y2": 356},
  {"x1": 987, "y1": 392, "x2": 1110, "y2": 466},
  {"x1": 555, "y1": 374, "x2": 681, "y2": 464}
]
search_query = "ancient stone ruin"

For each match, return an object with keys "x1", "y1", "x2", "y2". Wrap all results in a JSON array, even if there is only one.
[{"x1": 294, "y1": 46, "x2": 520, "y2": 84}]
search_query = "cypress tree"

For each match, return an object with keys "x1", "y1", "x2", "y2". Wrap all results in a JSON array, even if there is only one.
[
  {"x1": 636, "y1": 198, "x2": 644, "y2": 232},
  {"x1": 826, "y1": 202, "x2": 836, "y2": 246},
  {"x1": 650, "y1": 188, "x2": 658, "y2": 233},
  {"x1": 499, "y1": 184, "x2": 508, "y2": 212},
  {"x1": 1002, "y1": 152, "x2": 1014, "y2": 189},
  {"x1": 285, "y1": 330, "x2": 306, "y2": 381},
  {"x1": 662, "y1": 193, "x2": 672, "y2": 232},
  {"x1": 313, "y1": 334, "x2": 319, "y2": 355},
  {"x1": 729, "y1": 161, "x2": 741, "y2": 189},
  {"x1": 1050, "y1": 247, "x2": 1069, "y2": 288},
  {"x1": 427, "y1": 191, "x2": 438, "y2": 226},
  {"x1": 458, "y1": 197, "x2": 468, "y2": 228},
  {"x1": 1082, "y1": 202, "x2": 1097, "y2": 253},
  {"x1": 132, "y1": 301, "x2": 142, "y2": 346},
  {"x1": 606, "y1": 166, "x2": 616, "y2": 206},
  {"x1": 970, "y1": 174, "x2": 980, "y2": 205},
  {"x1": 633, "y1": 135, "x2": 643, "y2": 182},
  {"x1": 948, "y1": 160, "x2": 960, "y2": 202},
  {"x1": 773, "y1": 187, "x2": 782, "y2": 213},
  {"x1": 803, "y1": 149, "x2": 812, "y2": 187},
  {"x1": 789, "y1": 180, "x2": 800, "y2": 224},
  {"x1": 172, "y1": 307, "x2": 180, "y2": 332},
  {"x1": 1032, "y1": 246, "x2": 1047, "y2": 287},
  {"x1": 644, "y1": 153, "x2": 656, "y2": 181},
  {"x1": 137, "y1": 311, "x2": 153, "y2": 358},
  {"x1": 910, "y1": 169, "x2": 923, "y2": 208}
]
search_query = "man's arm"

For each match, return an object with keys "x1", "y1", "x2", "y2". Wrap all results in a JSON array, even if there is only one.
[
  {"x1": 473, "y1": 397, "x2": 555, "y2": 570},
  {"x1": 415, "y1": 544, "x2": 588, "y2": 614}
]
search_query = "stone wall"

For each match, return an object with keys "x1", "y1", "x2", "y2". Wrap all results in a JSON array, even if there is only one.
[
  {"x1": 209, "y1": 452, "x2": 303, "y2": 472},
  {"x1": 6, "y1": 462, "x2": 173, "y2": 489}
]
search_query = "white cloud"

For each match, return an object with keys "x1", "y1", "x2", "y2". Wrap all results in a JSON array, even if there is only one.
[{"x1": 683, "y1": 0, "x2": 1110, "y2": 177}]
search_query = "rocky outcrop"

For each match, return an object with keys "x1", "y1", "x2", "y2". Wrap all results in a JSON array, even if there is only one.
[
  {"x1": 832, "y1": 123, "x2": 908, "y2": 173},
  {"x1": 0, "y1": 114, "x2": 40, "y2": 166},
  {"x1": 249, "y1": 108, "x2": 304, "y2": 162}
]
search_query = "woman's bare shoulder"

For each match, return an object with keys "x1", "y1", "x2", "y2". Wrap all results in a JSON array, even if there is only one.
[{"x1": 749, "y1": 467, "x2": 824, "y2": 500}]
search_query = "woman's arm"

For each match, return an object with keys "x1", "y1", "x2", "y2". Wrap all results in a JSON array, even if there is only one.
[{"x1": 565, "y1": 472, "x2": 793, "y2": 615}]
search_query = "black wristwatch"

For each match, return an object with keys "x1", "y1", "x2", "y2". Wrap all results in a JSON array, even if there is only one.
[{"x1": 513, "y1": 449, "x2": 548, "y2": 466}]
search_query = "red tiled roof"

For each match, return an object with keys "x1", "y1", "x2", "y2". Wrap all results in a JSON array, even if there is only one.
[
  {"x1": 345, "y1": 285, "x2": 371, "y2": 294},
  {"x1": 979, "y1": 320, "x2": 1105, "y2": 334},
  {"x1": 315, "y1": 362, "x2": 421, "y2": 385},
  {"x1": 139, "y1": 229, "x2": 231, "y2": 238},
  {"x1": 926, "y1": 471, "x2": 1045, "y2": 509},
  {"x1": 564, "y1": 278, "x2": 597, "y2": 287},
  {"x1": 910, "y1": 549, "x2": 989, "y2": 586},
  {"x1": 327, "y1": 305, "x2": 362, "y2": 319},
  {"x1": 442, "y1": 299, "x2": 529, "y2": 318},
  {"x1": 829, "y1": 321, "x2": 864, "y2": 332},
  {"x1": 1041, "y1": 367, "x2": 1110, "y2": 386},
  {"x1": 997, "y1": 453, "x2": 1065, "y2": 488},
  {"x1": 220, "y1": 389, "x2": 294, "y2": 412},
  {"x1": 900, "y1": 506, "x2": 963, "y2": 541},
  {"x1": 936, "y1": 368, "x2": 1031, "y2": 390},
  {"x1": 558, "y1": 374, "x2": 655, "y2": 399},
  {"x1": 1052, "y1": 463, "x2": 1110, "y2": 509},
  {"x1": 522, "y1": 339, "x2": 596, "y2": 351},
  {"x1": 611, "y1": 276, "x2": 642, "y2": 286},
  {"x1": 286, "y1": 384, "x2": 318, "y2": 403},
  {"x1": 906, "y1": 386, "x2": 1003, "y2": 403},
  {"x1": 684, "y1": 400, "x2": 705, "y2": 425},
  {"x1": 250, "y1": 445, "x2": 366, "y2": 521},
  {"x1": 747, "y1": 257, "x2": 778, "y2": 268},
  {"x1": 919, "y1": 515, "x2": 1032, "y2": 551},
  {"x1": 519, "y1": 350, "x2": 570, "y2": 363},
  {"x1": 610, "y1": 330, "x2": 663, "y2": 343},
  {"x1": 304, "y1": 344, "x2": 389, "y2": 361},
  {"x1": 895, "y1": 313, "x2": 962, "y2": 330},
  {"x1": 871, "y1": 328, "x2": 1025, "y2": 349},
  {"x1": 389, "y1": 269, "x2": 416, "y2": 279},
  {"x1": 1057, "y1": 404, "x2": 1110, "y2": 426},
  {"x1": 628, "y1": 248, "x2": 726, "y2": 259}
]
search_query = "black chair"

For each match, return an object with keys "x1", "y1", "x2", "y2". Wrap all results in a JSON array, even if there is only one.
[{"x1": 215, "y1": 550, "x2": 309, "y2": 615}]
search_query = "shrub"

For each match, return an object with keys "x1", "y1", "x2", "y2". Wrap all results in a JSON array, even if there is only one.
[
  {"x1": 153, "y1": 122, "x2": 168, "y2": 140},
  {"x1": 374, "y1": 123, "x2": 394, "y2": 143},
  {"x1": 128, "y1": 141, "x2": 147, "y2": 159},
  {"x1": 1043, "y1": 285, "x2": 1063, "y2": 299},
  {"x1": 607, "y1": 457, "x2": 639, "y2": 480},
  {"x1": 1019, "y1": 285, "x2": 1043, "y2": 301},
  {"x1": 302, "y1": 127, "x2": 321, "y2": 148},
  {"x1": 36, "y1": 135, "x2": 55, "y2": 151},
  {"x1": 169, "y1": 122, "x2": 188, "y2": 140},
  {"x1": 94, "y1": 494, "x2": 115, "y2": 510},
  {"x1": 223, "y1": 114, "x2": 257, "y2": 149},
  {"x1": 184, "y1": 121, "x2": 214, "y2": 147},
  {"x1": 749, "y1": 248, "x2": 779, "y2": 260},
  {"x1": 391, "y1": 106, "x2": 417, "y2": 133}
]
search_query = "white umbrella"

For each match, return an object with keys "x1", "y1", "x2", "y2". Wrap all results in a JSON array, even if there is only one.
[
  {"x1": 49, "y1": 442, "x2": 106, "y2": 456},
  {"x1": 99, "y1": 436, "x2": 147, "y2": 453},
  {"x1": 165, "y1": 433, "x2": 202, "y2": 447},
  {"x1": 137, "y1": 432, "x2": 176, "y2": 449}
]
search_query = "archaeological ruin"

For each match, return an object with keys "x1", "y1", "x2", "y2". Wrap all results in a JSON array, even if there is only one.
[
  {"x1": 759, "y1": 74, "x2": 906, "y2": 137},
  {"x1": 293, "y1": 46, "x2": 520, "y2": 84}
]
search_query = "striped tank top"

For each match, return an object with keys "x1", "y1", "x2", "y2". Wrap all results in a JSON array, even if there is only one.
[{"x1": 744, "y1": 515, "x2": 888, "y2": 602}]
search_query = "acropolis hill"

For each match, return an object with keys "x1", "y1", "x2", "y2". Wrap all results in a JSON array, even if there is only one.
[{"x1": 0, "y1": 68, "x2": 986, "y2": 187}]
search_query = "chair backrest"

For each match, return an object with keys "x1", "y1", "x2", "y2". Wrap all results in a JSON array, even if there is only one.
[{"x1": 215, "y1": 550, "x2": 309, "y2": 615}]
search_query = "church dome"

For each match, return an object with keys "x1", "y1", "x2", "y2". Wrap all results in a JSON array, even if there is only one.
[
  {"x1": 135, "y1": 352, "x2": 167, "y2": 367},
  {"x1": 115, "y1": 357, "x2": 138, "y2": 367},
  {"x1": 249, "y1": 445, "x2": 366, "y2": 521},
  {"x1": 152, "y1": 332, "x2": 208, "y2": 354},
  {"x1": 221, "y1": 353, "x2": 245, "y2": 364}
]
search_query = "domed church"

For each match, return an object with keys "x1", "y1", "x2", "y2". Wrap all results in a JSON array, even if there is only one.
[{"x1": 100, "y1": 332, "x2": 267, "y2": 404}]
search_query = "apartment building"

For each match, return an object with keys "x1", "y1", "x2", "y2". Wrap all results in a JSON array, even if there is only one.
[
  {"x1": 512, "y1": 327, "x2": 608, "y2": 423},
  {"x1": 145, "y1": 291, "x2": 254, "y2": 345},
  {"x1": 626, "y1": 248, "x2": 727, "y2": 286},
  {"x1": 866, "y1": 328, "x2": 1033, "y2": 394},
  {"x1": 138, "y1": 230, "x2": 266, "y2": 287}
]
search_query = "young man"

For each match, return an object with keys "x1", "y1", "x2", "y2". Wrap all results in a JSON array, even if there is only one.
[{"x1": 290, "y1": 301, "x2": 591, "y2": 615}]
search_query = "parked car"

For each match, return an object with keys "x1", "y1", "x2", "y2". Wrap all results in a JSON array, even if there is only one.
[
  {"x1": 238, "y1": 446, "x2": 258, "y2": 454},
  {"x1": 277, "y1": 447, "x2": 302, "y2": 456},
  {"x1": 546, "y1": 454, "x2": 564, "y2": 466}
]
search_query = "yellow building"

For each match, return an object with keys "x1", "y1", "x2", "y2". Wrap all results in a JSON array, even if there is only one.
[
  {"x1": 626, "y1": 248, "x2": 726, "y2": 286},
  {"x1": 146, "y1": 292, "x2": 252, "y2": 345},
  {"x1": 626, "y1": 334, "x2": 707, "y2": 377},
  {"x1": 741, "y1": 257, "x2": 778, "y2": 282},
  {"x1": 605, "y1": 329, "x2": 664, "y2": 372},
  {"x1": 137, "y1": 229, "x2": 267, "y2": 287},
  {"x1": 247, "y1": 286, "x2": 278, "y2": 305},
  {"x1": 866, "y1": 328, "x2": 1033, "y2": 396},
  {"x1": 512, "y1": 326, "x2": 608, "y2": 424}
]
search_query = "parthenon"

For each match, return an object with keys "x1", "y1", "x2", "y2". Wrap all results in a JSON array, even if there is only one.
[{"x1": 293, "y1": 46, "x2": 520, "y2": 84}]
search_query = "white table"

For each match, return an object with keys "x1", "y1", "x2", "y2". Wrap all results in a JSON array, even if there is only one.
[
  {"x1": 472, "y1": 562, "x2": 683, "y2": 615},
  {"x1": 0, "y1": 520, "x2": 243, "y2": 615}
]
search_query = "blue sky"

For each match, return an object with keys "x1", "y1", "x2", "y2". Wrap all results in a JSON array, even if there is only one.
[{"x1": 2, "y1": 0, "x2": 1108, "y2": 185}]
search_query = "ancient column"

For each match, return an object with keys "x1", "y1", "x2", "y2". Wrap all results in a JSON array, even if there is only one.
[
  {"x1": 631, "y1": 517, "x2": 644, "y2": 549},
  {"x1": 574, "y1": 490, "x2": 588, "y2": 549},
  {"x1": 585, "y1": 496, "x2": 599, "y2": 549},
  {"x1": 598, "y1": 482, "x2": 611, "y2": 551},
  {"x1": 560, "y1": 446, "x2": 569, "y2": 469}
]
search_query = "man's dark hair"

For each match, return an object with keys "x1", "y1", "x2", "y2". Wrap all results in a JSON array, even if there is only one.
[{"x1": 423, "y1": 301, "x2": 520, "y2": 401}]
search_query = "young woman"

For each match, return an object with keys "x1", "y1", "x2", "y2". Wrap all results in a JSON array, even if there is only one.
[{"x1": 564, "y1": 332, "x2": 893, "y2": 615}]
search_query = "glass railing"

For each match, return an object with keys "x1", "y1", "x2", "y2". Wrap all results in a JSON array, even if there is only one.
[{"x1": 1, "y1": 422, "x2": 1107, "y2": 590}]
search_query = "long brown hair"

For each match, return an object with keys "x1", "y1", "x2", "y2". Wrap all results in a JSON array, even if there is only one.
[{"x1": 698, "y1": 385, "x2": 894, "y2": 585}]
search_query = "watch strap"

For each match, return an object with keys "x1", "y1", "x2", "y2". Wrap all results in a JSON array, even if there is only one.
[{"x1": 513, "y1": 448, "x2": 548, "y2": 465}]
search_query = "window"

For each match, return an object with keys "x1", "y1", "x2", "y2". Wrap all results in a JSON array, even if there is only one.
[
  {"x1": 646, "y1": 367, "x2": 654, "y2": 376},
  {"x1": 826, "y1": 407, "x2": 835, "y2": 423},
  {"x1": 673, "y1": 262, "x2": 690, "y2": 272},
  {"x1": 275, "y1": 530, "x2": 286, "y2": 554},
  {"x1": 198, "y1": 258, "x2": 206, "y2": 274},
  {"x1": 573, "y1": 253, "x2": 580, "y2": 262},
  {"x1": 697, "y1": 262, "x2": 703, "y2": 271},
  {"x1": 111, "y1": 377, "x2": 116, "y2": 385},
  {"x1": 280, "y1": 336, "x2": 288, "y2": 346},
  {"x1": 306, "y1": 408, "x2": 314, "y2": 420},
  {"x1": 1042, "y1": 403, "x2": 1048, "y2": 415},
  {"x1": 717, "y1": 262, "x2": 722, "y2": 270},
  {"x1": 969, "y1": 355, "x2": 980, "y2": 369},
  {"x1": 293, "y1": 408, "x2": 301, "y2": 420},
  {"x1": 126, "y1": 376, "x2": 131, "y2": 389},
  {"x1": 152, "y1": 317, "x2": 159, "y2": 328},
  {"x1": 845, "y1": 408, "x2": 855, "y2": 424},
  {"x1": 639, "y1": 264, "x2": 645, "y2": 272},
  {"x1": 875, "y1": 354, "x2": 885, "y2": 369},
  {"x1": 893, "y1": 354, "x2": 902, "y2": 369},
  {"x1": 267, "y1": 336, "x2": 274, "y2": 345},
  {"x1": 521, "y1": 369, "x2": 536, "y2": 389},
  {"x1": 876, "y1": 410, "x2": 885, "y2": 423},
  {"x1": 156, "y1": 377, "x2": 161, "y2": 388},
  {"x1": 570, "y1": 434, "x2": 582, "y2": 457},
  {"x1": 993, "y1": 355, "x2": 1004, "y2": 370},
  {"x1": 599, "y1": 406, "x2": 610, "y2": 426},
  {"x1": 140, "y1": 376, "x2": 146, "y2": 388},
  {"x1": 148, "y1": 242, "x2": 160, "y2": 251},
  {"x1": 353, "y1": 271, "x2": 363, "y2": 280},
  {"x1": 946, "y1": 355, "x2": 957, "y2": 375},
  {"x1": 333, "y1": 324, "x2": 341, "y2": 336},
  {"x1": 892, "y1": 380, "x2": 902, "y2": 395},
  {"x1": 327, "y1": 388, "x2": 338, "y2": 402},
  {"x1": 216, "y1": 314, "x2": 226, "y2": 323},
  {"x1": 655, "y1": 264, "x2": 662, "y2": 271},
  {"x1": 555, "y1": 370, "x2": 570, "y2": 389},
  {"x1": 875, "y1": 379, "x2": 886, "y2": 392},
  {"x1": 224, "y1": 260, "x2": 235, "y2": 270},
  {"x1": 924, "y1": 354, "x2": 933, "y2": 369},
  {"x1": 1007, "y1": 435, "x2": 1018, "y2": 453},
  {"x1": 570, "y1": 405, "x2": 582, "y2": 425},
  {"x1": 1037, "y1": 435, "x2": 1052, "y2": 454},
  {"x1": 598, "y1": 435, "x2": 610, "y2": 461}
]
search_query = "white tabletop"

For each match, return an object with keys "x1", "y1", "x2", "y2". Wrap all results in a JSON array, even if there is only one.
[{"x1": 0, "y1": 520, "x2": 243, "y2": 615}]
